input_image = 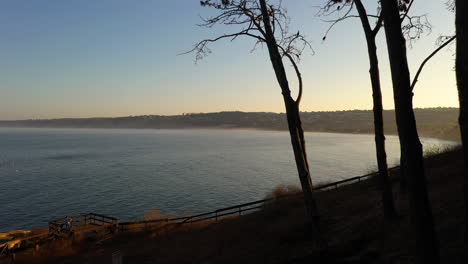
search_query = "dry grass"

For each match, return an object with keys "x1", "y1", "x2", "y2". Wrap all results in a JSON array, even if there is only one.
[{"x1": 423, "y1": 143, "x2": 457, "y2": 158}]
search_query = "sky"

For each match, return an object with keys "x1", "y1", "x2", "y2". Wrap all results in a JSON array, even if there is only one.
[{"x1": 0, "y1": 0, "x2": 457, "y2": 120}]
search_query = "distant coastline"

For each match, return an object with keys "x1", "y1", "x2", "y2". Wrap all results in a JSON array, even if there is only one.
[{"x1": 0, "y1": 108, "x2": 461, "y2": 141}]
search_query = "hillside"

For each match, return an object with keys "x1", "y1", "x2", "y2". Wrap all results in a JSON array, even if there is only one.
[
  {"x1": 6, "y1": 147, "x2": 464, "y2": 263},
  {"x1": 0, "y1": 108, "x2": 461, "y2": 141}
]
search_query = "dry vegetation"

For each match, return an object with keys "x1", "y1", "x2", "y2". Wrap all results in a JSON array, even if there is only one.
[{"x1": 2, "y1": 148, "x2": 464, "y2": 264}]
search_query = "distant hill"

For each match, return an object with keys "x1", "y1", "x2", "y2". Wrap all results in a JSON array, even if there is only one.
[{"x1": 0, "y1": 108, "x2": 460, "y2": 141}]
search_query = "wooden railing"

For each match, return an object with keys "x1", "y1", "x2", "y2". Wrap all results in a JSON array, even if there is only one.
[
  {"x1": 119, "y1": 198, "x2": 270, "y2": 230},
  {"x1": 1, "y1": 166, "x2": 400, "y2": 256},
  {"x1": 119, "y1": 165, "x2": 400, "y2": 230},
  {"x1": 45, "y1": 166, "x2": 401, "y2": 233},
  {"x1": 314, "y1": 166, "x2": 400, "y2": 191},
  {"x1": 48, "y1": 213, "x2": 118, "y2": 235}
]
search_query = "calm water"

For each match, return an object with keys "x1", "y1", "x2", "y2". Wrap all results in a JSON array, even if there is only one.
[{"x1": 0, "y1": 127, "x2": 456, "y2": 231}]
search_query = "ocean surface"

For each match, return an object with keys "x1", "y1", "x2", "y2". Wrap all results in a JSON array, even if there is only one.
[{"x1": 0, "y1": 127, "x2": 457, "y2": 232}]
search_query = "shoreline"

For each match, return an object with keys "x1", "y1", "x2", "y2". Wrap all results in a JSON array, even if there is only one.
[
  {"x1": 0, "y1": 125, "x2": 461, "y2": 142},
  {"x1": 0, "y1": 108, "x2": 461, "y2": 142}
]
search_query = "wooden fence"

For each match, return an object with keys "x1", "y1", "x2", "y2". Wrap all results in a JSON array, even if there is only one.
[
  {"x1": 1, "y1": 165, "x2": 400, "y2": 256},
  {"x1": 119, "y1": 166, "x2": 400, "y2": 230},
  {"x1": 48, "y1": 213, "x2": 118, "y2": 236},
  {"x1": 314, "y1": 166, "x2": 400, "y2": 191},
  {"x1": 119, "y1": 198, "x2": 269, "y2": 230}
]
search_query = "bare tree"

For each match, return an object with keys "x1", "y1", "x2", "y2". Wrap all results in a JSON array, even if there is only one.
[
  {"x1": 187, "y1": 0, "x2": 323, "y2": 244},
  {"x1": 320, "y1": 0, "x2": 434, "y2": 196},
  {"x1": 320, "y1": 0, "x2": 397, "y2": 220},
  {"x1": 380, "y1": 0, "x2": 439, "y2": 263},
  {"x1": 455, "y1": 0, "x2": 468, "y2": 255}
]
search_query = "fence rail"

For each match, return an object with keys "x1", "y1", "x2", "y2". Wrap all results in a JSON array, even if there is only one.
[
  {"x1": 315, "y1": 166, "x2": 400, "y2": 190},
  {"x1": 118, "y1": 198, "x2": 269, "y2": 230},
  {"x1": 1, "y1": 165, "x2": 401, "y2": 256},
  {"x1": 119, "y1": 165, "x2": 400, "y2": 230},
  {"x1": 48, "y1": 213, "x2": 118, "y2": 235}
]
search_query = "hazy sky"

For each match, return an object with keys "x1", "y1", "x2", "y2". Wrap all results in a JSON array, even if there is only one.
[{"x1": 0, "y1": 0, "x2": 457, "y2": 120}]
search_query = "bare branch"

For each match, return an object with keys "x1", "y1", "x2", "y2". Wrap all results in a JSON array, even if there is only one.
[
  {"x1": 319, "y1": 1, "x2": 356, "y2": 41},
  {"x1": 399, "y1": 0, "x2": 415, "y2": 23},
  {"x1": 401, "y1": 14, "x2": 432, "y2": 46},
  {"x1": 181, "y1": 31, "x2": 266, "y2": 61},
  {"x1": 318, "y1": 0, "x2": 382, "y2": 41},
  {"x1": 186, "y1": 0, "x2": 312, "y2": 99},
  {"x1": 277, "y1": 45, "x2": 303, "y2": 102},
  {"x1": 319, "y1": 0, "x2": 431, "y2": 45},
  {"x1": 445, "y1": 0, "x2": 455, "y2": 12},
  {"x1": 317, "y1": 0, "x2": 354, "y2": 17},
  {"x1": 372, "y1": 13, "x2": 384, "y2": 36},
  {"x1": 411, "y1": 35, "x2": 456, "y2": 91}
]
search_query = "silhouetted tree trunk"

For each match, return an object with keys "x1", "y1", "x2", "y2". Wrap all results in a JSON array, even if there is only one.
[
  {"x1": 380, "y1": 0, "x2": 440, "y2": 263},
  {"x1": 258, "y1": 0, "x2": 322, "y2": 242},
  {"x1": 192, "y1": 0, "x2": 322, "y2": 243},
  {"x1": 455, "y1": 0, "x2": 468, "y2": 253},
  {"x1": 354, "y1": 0, "x2": 397, "y2": 220}
]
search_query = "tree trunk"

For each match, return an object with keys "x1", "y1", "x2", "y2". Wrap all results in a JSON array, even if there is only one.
[
  {"x1": 380, "y1": 0, "x2": 439, "y2": 263},
  {"x1": 455, "y1": 0, "x2": 468, "y2": 254},
  {"x1": 258, "y1": 0, "x2": 322, "y2": 241},
  {"x1": 354, "y1": 0, "x2": 397, "y2": 220}
]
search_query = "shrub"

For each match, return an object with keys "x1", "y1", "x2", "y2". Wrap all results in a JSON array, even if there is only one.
[
  {"x1": 143, "y1": 209, "x2": 168, "y2": 232},
  {"x1": 266, "y1": 184, "x2": 301, "y2": 200}
]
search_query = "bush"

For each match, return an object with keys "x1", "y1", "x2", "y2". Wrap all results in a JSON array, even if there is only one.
[
  {"x1": 266, "y1": 184, "x2": 301, "y2": 200},
  {"x1": 143, "y1": 209, "x2": 168, "y2": 232}
]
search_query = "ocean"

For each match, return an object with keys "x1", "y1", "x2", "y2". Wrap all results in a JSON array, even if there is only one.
[{"x1": 0, "y1": 127, "x2": 456, "y2": 231}]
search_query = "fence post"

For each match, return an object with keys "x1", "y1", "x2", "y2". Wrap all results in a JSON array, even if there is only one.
[
  {"x1": 112, "y1": 251, "x2": 122, "y2": 264},
  {"x1": 238, "y1": 207, "x2": 241, "y2": 216}
]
